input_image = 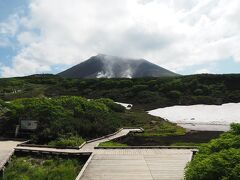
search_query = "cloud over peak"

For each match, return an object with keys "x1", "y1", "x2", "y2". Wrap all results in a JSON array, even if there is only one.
[{"x1": 1, "y1": 0, "x2": 240, "y2": 77}]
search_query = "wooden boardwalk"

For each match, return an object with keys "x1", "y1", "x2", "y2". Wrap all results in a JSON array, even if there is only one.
[
  {"x1": 0, "y1": 140, "x2": 23, "y2": 171},
  {"x1": 79, "y1": 149, "x2": 193, "y2": 180},
  {"x1": 15, "y1": 128, "x2": 143, "y2": 154},
  {"x1": 81, "y1": 128, "x2": 142, "y2": 151},
  {"x1": 3, "y1": 129, "x2": 194, "y2": 179}
]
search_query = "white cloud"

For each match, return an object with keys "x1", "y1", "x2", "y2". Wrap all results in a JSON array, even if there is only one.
[
  {"x1": 1, "y1": 0, "x2": 240, "y2": 77},
  {"x1": 0, "y1": 14, "x2": 19, "y2": 36},
  {"x1": 17, "y1": 32, "x2": 40, "y2": 46},
  {"x1": 0, "y1": 14, "x2": 20, "y2": 47}
]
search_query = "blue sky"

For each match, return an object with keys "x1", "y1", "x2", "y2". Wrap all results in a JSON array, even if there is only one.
[
  {"x1": 0, "y1": 0, "x2": 28, "y2": 21},
  {"x1": 0, "y1": 0, "x2": 240, "y2": 77},
  {"x1": 178, "y1": 58, "x2": 240, "y2": 75},
  {"x1": 0, "y1": 0, "x2": 28, "y2": 66}
]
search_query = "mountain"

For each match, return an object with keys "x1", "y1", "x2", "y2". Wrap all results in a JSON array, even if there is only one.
[{"x1": 58, "y1": 54, "x2": 179, "y2": 78}]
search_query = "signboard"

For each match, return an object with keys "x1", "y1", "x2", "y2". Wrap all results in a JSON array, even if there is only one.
[{"x1": 20, "y1": 120, "x2": 38, "y2": 130}]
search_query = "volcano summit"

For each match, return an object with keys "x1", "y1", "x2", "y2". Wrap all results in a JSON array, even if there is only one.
[{"x1": 58, "y1": 54, "x2": 178, "y2": 78}]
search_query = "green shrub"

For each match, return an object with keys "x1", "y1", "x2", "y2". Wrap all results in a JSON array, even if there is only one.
[
  {"x1": 185, "y1": 123, "x2": 240, "y2": 180},
  {"x1": 185, "y1": 149, "x2": 240, "y2": 180},
  {"x1": 168, "y1": 90, "x2": 182, "y2": 99},
  {"x1": 230, "y1": 123, "x2": 240, "y2": 135},
  {"x1": 48, "y1": 135, "x2": 85, "y2": 147},
  {"x1": 94, "y1": 98, "x2": 125, "y2": 112},
  {"x1": 3, "y1": 96, "x2": 120, "y2": 144}
]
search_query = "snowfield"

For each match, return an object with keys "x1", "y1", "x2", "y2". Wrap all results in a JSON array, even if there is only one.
[{"x1": 148, "y1": 103, "x2": 240, "y2": 131}]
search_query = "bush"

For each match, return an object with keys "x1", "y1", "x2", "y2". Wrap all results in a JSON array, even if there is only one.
[
  {"x1": 94, "y1": 98, "x2": 125, "y2": 112},
  {"x1": 48, "y1": 135, "x2": 85, "y2": 147},
  {"x1": 230, "y1": 123, "x2": 240, "y2": 135},
  {"x1": 3, "y1": 96, "x2": 120, "y2": 144},
  {"x1": 194, "y1": 89, "x2": 203, "y2": 95},
  {"x1": 185, "y1": 123, "x2": 240, "y2": 180},
  {"x1": 185, "y1": 149, "x2": 240, "y2": 180},
  {"x1": 168, "y1": 90, "x2": 182, "y2": 99}
]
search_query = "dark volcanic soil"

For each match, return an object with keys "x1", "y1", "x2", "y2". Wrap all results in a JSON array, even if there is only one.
[{"x1": 115, "y1": 131, "x2": 223, "y2": 146}]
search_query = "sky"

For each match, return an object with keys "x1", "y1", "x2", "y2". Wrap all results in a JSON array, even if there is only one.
[{"x1": 0, "y1": 0, "x2": 240, "y2": 77}]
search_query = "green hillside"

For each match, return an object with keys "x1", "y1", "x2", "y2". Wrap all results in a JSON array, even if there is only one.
[
  {"x1": 0, "y1": 74, "x2": 240, "y2": 110},
  {"x1": 0, "y1": 96, "x2": 183, "y2": 146}
]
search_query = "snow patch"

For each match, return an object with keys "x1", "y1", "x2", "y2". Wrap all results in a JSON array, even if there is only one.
[
  {"x1": 115, "y1": 102, "x2": 132, "y2": 110},
  {"x1": 148, "y1": 103, "x2": 240, "y2": 131}
]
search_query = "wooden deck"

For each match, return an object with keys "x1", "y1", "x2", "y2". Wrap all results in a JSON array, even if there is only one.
[
  {"x1": 79, "y1": 149, "x2": 192, "y2": 180},
  {"x1": 2, "y1": 129, "x2": 194, "y2": 179},
  {"x1": 0, "y1": 141, "x2": 23, "y2": 171},
  {"x1": 15, "y1": 128, "x2": 143, "y2": 154}
]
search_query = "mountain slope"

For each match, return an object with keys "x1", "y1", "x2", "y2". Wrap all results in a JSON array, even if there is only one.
[{"x1": 58, "y1": 54, "x2": 178, "y2": 78}]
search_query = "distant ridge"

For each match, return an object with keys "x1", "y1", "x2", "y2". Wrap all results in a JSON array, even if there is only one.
[{"x1": 58, "y1": 54, "x2": 179, "y2": 78}]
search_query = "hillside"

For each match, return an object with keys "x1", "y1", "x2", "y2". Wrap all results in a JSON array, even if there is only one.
[
  {"x1": 58, "y1": 54, "x2": 178, "y2": 78},
  {"x1": 0, "y1": 74, "x2": 239, "y2": 110},
  {"x1": 0, "y1": 96, "x2": 183, "y2": 143},
  {"x1": 1, "y1": 75, "x2": 240, "y2": 179}
]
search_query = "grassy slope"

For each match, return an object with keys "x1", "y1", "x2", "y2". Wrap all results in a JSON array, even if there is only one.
[
  {"x1": 47, "y1": 110, "x2": 186, "y2": 147},
  {"x1": 102, "y1": 130, "x2": 223, "y2": 147},
  {"x1": 0, "y1": 96, "x2": 186, "y2": 147},
  {"x1": 117, "y1": 110, "x2": 185, "y2": 136},
  {"x1": 1, "y1": 75, "x2": 234, "y2": 147},
  {"x1": 98, "y1": 110, "x2": 186, "y2": 147}
]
